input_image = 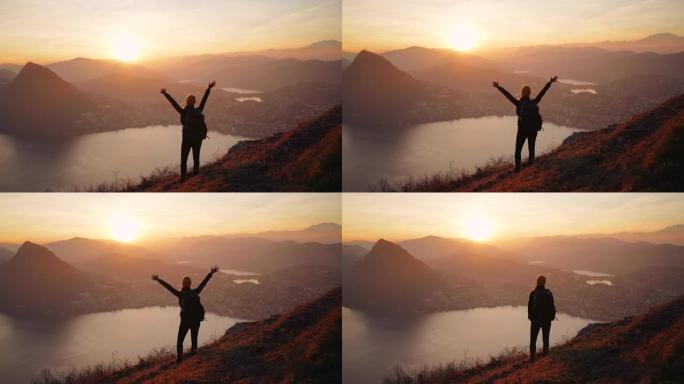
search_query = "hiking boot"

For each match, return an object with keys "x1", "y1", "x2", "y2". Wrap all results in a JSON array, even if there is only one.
[{"x1": 176, "y1": 356, "x2": 183, "y2": 363}]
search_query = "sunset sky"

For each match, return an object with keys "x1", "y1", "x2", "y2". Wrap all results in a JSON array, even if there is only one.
[
  {"x1": 0, "y1": 193, "x2": 340, "y2": 244},
  {"x1": 0, "y1": 0, "x2": 340, "y2": 63},
  {"x1": 343, "y1": 0, "x2": 684, "y2": 52},
  {"x1": 342, "y1": 193, "x2": 684, "y2": 242}
]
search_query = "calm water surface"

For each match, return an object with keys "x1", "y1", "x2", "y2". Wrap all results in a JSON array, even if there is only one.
[
  {"x1": 0, "y1": 306, "x2": 244, "y2": 384},
  {"x1": 343, "y1": 115, "x2": 580, "y2": 191},
  {"x1": 343, "y1": 306, "x2": 595, "y2": 384},
  {"x1": 0, "y1": 125, "x2": 248, "y2": 191}
]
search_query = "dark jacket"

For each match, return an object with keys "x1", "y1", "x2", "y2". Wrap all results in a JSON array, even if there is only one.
[
  {"x1": 495, "y1": 82, "x2": 552, "y2": 132},
  {"x1": 528, "y1": 286, "x2": 556, "y2": 323},
  {"x1": 157, "y1": 272, "x2": 213, "y2": 321},
  {"x1": 162, "y1": 87, "x2": 211, "y2": 139}
]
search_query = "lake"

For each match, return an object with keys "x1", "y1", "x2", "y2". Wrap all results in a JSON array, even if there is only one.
[
  {"x1": 0, "y1": 125, "x2": 248, "y2": 191},
  {"x1": 343, "y1": 306, "x2": 595, "y2": 384},
  {"x1": 343, "y1": 116, "x2": 580, "y2": 191},
  {"x1": 0, "y1": 306, "x2": 243, "y2": 384}
]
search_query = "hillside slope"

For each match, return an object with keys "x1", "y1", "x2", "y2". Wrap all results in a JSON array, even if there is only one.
[
  {"x1": 53, "y1": 288, "x2": 341, "y2": 384},
  {"x1": 392, "y1": 93, "x2": 684, "y2": 191},
  {"x1": 388, "y1": 294, "x2": 684, "y2": 384},
  {"x1": 129, "y1": 106, "x2": 341, "y2": 192}
]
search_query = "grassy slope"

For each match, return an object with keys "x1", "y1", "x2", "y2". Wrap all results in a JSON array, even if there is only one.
[
  {"x1": 380, "y1": 94, "x2": 684, "y2": 192},
  {"x1": 38, "y1": 288, "x2": 341, "y2": 384},
  {"x1": 128, "y1": 105, "x2": 341, "y2": 192},
  {"x1": 386, "y1": 295, "x2": 684, "y2": 384}
]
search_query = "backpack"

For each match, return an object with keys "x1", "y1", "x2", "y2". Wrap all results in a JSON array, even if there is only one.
[
  {"x1": 518, "y1": 100, "x2": 543, "y2": 132},
  {"x1": 532, "y1": 289, "x2": 556, "y2": 322},
  {"x1": 180, "y1": 289, "x2": 206, "y2": 321},
  {"x1": 182, "y1": 108, "x2": 208, "y2": 140}
]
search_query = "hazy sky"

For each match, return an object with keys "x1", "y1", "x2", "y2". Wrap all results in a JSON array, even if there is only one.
[
  {"x1": 342, "y1": 193, "x2": 684, "y2": 242},
  {"x1": 0, "y1": 0, "x2": 340, "y2": 63},
  {"x1": 343, "y1": 0, "x2": 684, "y2": 52},
  {"x1": 0, "y1": 193, "x2": 340, "y2": 244}
]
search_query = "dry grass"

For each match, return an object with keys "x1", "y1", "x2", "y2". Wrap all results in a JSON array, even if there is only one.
[
  {"x1": 32, "y1": 347, "x2": 173, "y2": 384},
  {"x1": 383, "y1": 347, "x2": 526, "y2": 384},
  {"x1": 373, "y1": 157, "x2": 511, "y2": 192}
]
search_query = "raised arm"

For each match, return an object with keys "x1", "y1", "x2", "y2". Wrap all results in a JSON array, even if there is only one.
[
  {"x1": 492, "y1": 81, "x2": 518, "y2": 106},
  {"x1": 160, "y1": 88, "x2": 183, "y2": 114},
  {"x1": 198, "y1": 81, "x2": 216, "y2": 112},
  {"x1": 152, "y1": 274, "x2": 181, "y2": 298},
  {"x1": 534, "y1": 76, "x2": 558, "y2": 104},
  {"x1": 195, "y1": 265, "x2": 220, "y2": 294}
]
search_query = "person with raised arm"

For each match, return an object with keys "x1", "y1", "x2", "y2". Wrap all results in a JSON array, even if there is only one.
[
  {"x1": 160, "y1": 81, "x2": 216, "y2": 182},
  {"x1": 152, "y1": 265, "x2": 220, "y2": 362},
  {"x1": 492, "y1": 76, "x2": 558, "y2": 172}
]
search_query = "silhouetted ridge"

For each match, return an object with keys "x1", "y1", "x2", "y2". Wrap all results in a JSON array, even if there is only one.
[
  {"x1": 345, "y1": 239, "x2": 444, "y2": 314},
  {"x1": 133, "y1": 106, "x2": 341, "y2": 192},
  {"x1": 0, "y1": 241, "x2": 99, "y2": 317},
  {"x1": 8, "y1": 241, "x2": 77, "y2": 272},
  {"x1": 57, "y1": 288, "x2": 342, "y2": 383},
  {"x1": 407, "y1": 93, "x2": 684, "y2": 191},
  {"x1": 5, "y1": 62, "x2": 80, "y2": 93},
  {"x1": 361, "y1": 238, "x2": 431, "y2": 270},
  {"x1": 386, "y1": 294, "x2": 684, "y2": 383}
]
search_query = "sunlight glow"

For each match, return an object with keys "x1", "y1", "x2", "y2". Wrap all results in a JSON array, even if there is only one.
[
  {"x1": 462, "y1": 216, "x2": 495, "y2": 242},
  {"x1": 111, "y1": 34, "x2": 143, "y2": 62},
  {"x1": 448, "y1": 24, "x2": 479, "y2": 52},
  {"x1": 108, "y1": 212, "x2": 141, "y2": 243}
]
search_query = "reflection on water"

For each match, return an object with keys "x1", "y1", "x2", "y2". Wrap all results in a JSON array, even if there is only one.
[
  {"x1": 0, "y1": 126, "x2": 248, "y2": 191},
  {"x1": 234, "y1": 279, "x2": 260, "y2": 285},
  {"x1": 571, "y1": 88, "x2": 598, "y2": 94},
  {"x1": 587, "y1": 280, "x2": 613, "y2": 286},
  {"x1": 559, "y1": 78, "x2": 597, "y2": 86},
  {"x1": 343, "y1": 116, "x2": 580, "y2": 191},
  {"x1": 572, "y1": 270, "x2": 613, "y2": 277},
  {"x1": 0, "y1": 307, "x2": 243, "y2": 384},
  {"x1": 220, "y1": 269, "x2": 261, "y2": 276},
  {"x1": 222, "y1": 87, "x2": 263, "y2": 94},
  {"x1": 236, "y1": 96, "x2": 263, "y2": 103},
  {"x1": 343, "y1": 306, "x2": 595, "y2": 384}
]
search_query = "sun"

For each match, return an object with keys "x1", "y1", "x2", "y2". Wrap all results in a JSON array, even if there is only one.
[
  {"x1": 111, "y1": 34, "x2": 142, "y2": 62},
  {"x1": 108, "y1": 213, "x2": 141, "y2": 243},
  {"x1": 449, "y1": 25, "x2": 479, "y2": 52},
  {"x1": 462, "y1": 216, "x2": 495, "y2": 242}
]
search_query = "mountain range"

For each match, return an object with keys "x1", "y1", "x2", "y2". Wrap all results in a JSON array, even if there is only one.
[
  {"x1": 344, "y1": 237, "x2": 684, "y2": 321},
  {"x1": 0, "y1": 42, "x2": 341, "y2": 139},
  {"x1": 344, "y1": 35, "x2": 684, "y2": 133},
  {"x1": 0, "y1": 231, "x2": 342, "y2": 320}
]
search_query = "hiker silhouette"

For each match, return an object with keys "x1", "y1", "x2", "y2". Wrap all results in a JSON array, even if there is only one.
[
  {"x1": 161, "y1": 81, "x2": 216, "y2": 182},
  {"x1": 528, "y1": 274, "x2": 556, "y2": 362},
  {"x1": 492, "y1": 76, "x2": 558, "y2": 172},
  {"x1": 152, "y1": 266, "x2": 220, "y2": 363}
]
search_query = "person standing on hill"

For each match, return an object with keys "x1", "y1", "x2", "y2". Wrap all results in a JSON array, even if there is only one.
[
  {"x1": 152, "y1": 266, "x2": 220, "y2": 363},
  {"x1": 492, "y1": 76, "x2": 558, "y2": 172},
  {"x1": 528, "y1": 274, "x2": 556, "y2": 362},
  {"x1": 160, "y1": 81, "x2": 216, "y2": 182}
]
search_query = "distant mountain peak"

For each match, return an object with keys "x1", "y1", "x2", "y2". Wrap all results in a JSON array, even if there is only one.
[
  {"x1": 10, "y1": 241, "x2": 70, "y2": 268},
  {"x1": 365, "y1": 239, "x2": 417, "y2": 263},
  {"x1": 10, "y1": 61, "x2": 75, "y2": 89},
  {"x1": 308, "y1": 40, "x2": 341, "y2": 48}
]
